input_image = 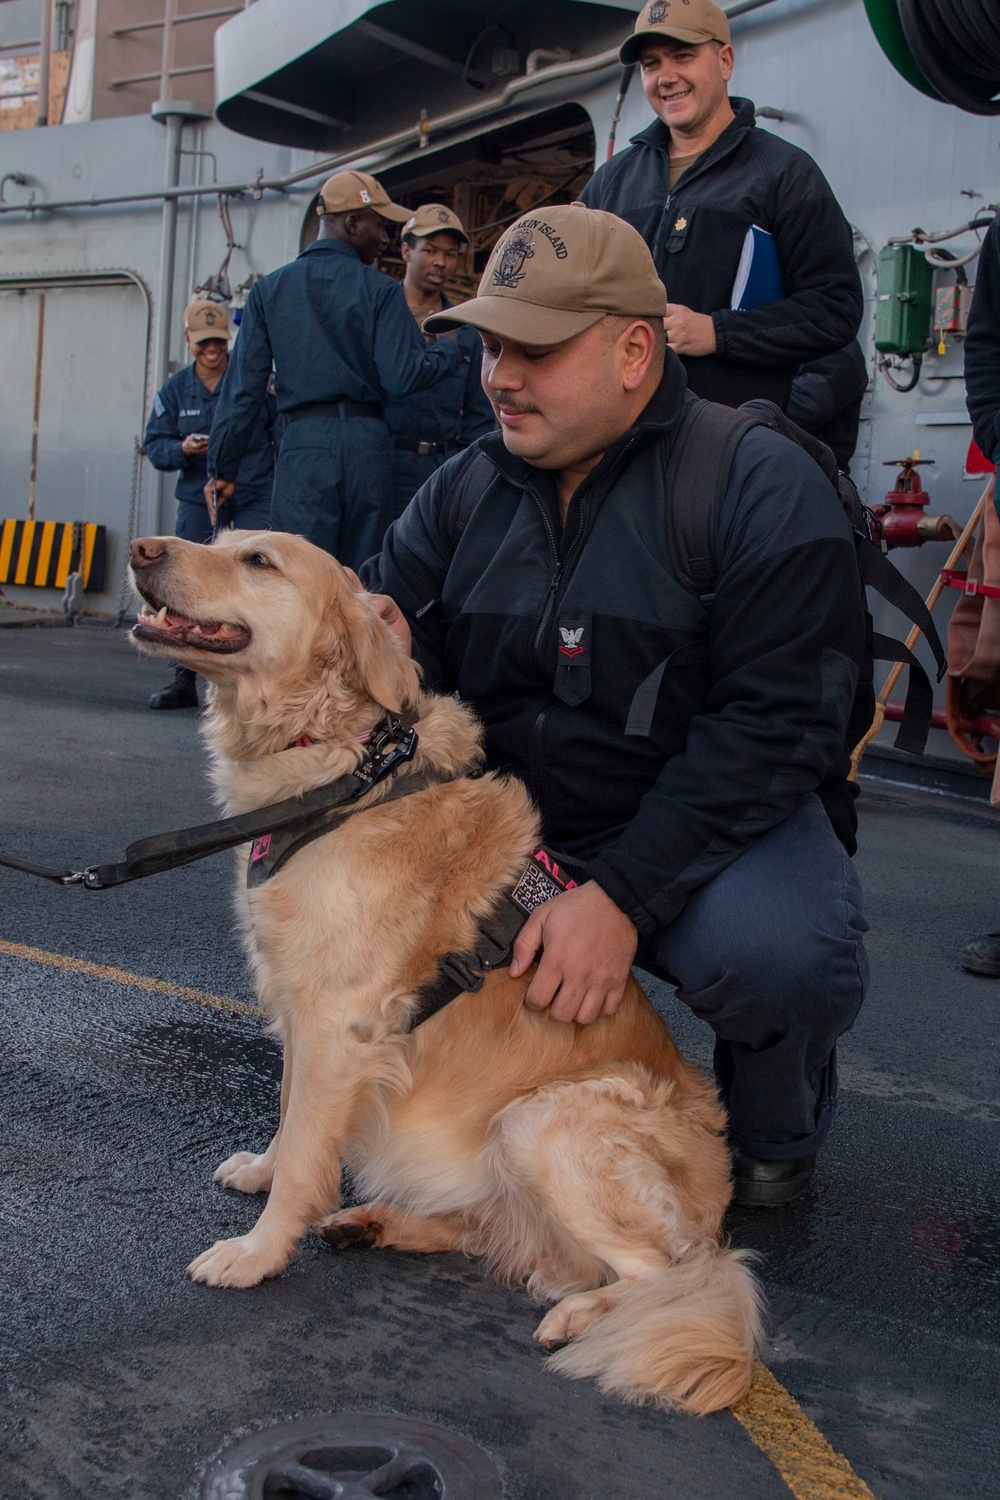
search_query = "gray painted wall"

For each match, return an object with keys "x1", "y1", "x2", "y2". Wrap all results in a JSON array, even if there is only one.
[{"x1": 0, "y1": 0, "x2": 997, "y2": 761}]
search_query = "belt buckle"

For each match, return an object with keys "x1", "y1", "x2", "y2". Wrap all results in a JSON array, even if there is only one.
[{"x1": 417, "y1": 440, "x2": 434, "y2": 456}]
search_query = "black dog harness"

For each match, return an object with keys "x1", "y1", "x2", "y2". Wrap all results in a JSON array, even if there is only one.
[
  {"x1": 409, "y1": 844, "x2": 587, "y2": 1029},
  {"x1": 0, "y1": 712, "x2": 587, "y2": 1029}
]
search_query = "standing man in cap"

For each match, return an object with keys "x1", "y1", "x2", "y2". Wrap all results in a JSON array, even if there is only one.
[
  {"x1": 385, "y1": 203, "x2": 494, "y2": 518},
  {"x1": 207, "y1": 170, "x2": 465, "y2": 570},
  {"x1": 362, "y1": 204, "x2": 869, "y2": 1207},
  {"x1": 578, "y1": 0, "x2": 862, "y2": 410},
  {"x1": 144, "y1": 297, "x2": 276, "y2": 709}
]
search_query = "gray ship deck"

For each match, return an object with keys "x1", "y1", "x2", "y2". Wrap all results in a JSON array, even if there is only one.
[{"x1": 1, "y1": 624, "x2": 997, "y2": 1499}]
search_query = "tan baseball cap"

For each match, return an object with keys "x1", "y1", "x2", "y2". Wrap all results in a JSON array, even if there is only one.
[
  {"x1": 316, "y1": 169, "x2": 410, "y2": 222},
  {"x1": 402, "y1": 202, "x2": 469, "y2": 245},
  {"x1": 423, "y1": 203, "x2": 667, "y2": 346},
  {"x1": 619, "y1": 0, "x2": 731, "y2": 62},
  {"x1": 183, "y1": 298, "x2": 232, "y2": 344}
]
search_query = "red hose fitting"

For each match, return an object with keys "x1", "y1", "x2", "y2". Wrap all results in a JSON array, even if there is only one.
[{"x1": 871, "y1": 457, "x2": 958, "y2": 549}]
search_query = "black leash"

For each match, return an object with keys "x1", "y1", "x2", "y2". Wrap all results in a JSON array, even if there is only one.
[
  {"x1": 1, "y1": 706, "x2": 591, "y2": 1034},
  {"x1": 0, "y1": 713, "x2": 431, "y2": 891}
]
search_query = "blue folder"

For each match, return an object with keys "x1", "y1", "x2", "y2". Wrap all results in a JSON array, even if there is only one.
[{"x1": 730, "y1": 225, "x2": 785, "y2": 310}]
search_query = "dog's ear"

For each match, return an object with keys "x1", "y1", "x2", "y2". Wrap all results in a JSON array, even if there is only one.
[{"x1": 348, "y1": 595, "x2": 421, "y2": 713}]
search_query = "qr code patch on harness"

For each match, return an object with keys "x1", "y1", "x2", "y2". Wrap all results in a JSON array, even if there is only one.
[{"x1": 510, "y1": 861, "x2": 562, "y2": 914}]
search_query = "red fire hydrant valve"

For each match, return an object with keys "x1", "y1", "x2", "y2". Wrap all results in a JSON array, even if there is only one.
[{"x1": 871, "y1": 457, "x2": 958, "y2": 548}]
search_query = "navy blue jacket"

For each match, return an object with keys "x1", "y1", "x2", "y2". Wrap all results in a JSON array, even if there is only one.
[
  {"x1": 144, "y1": 363, "x2": 276, "y2": 508},
  {"x1": 385, "y1": 296, "x2": 494, "y2": 450},
  {"x1": 209, "y1": 238, "x2": 463, "y2": 482},
  {"x1": 965, "y1": 211, "x2": 1000, "y2": 464},
  {"x1": 362, "y1": 355, "x2": 864, "y2": 934},
  {"x1": 579, "y1": 99, "x2": 863, "y2": 411}
]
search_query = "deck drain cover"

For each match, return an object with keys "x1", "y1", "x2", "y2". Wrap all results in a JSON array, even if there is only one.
[{"x1": 199, "y1": 1412, "x2": 505, "y2": 1499}]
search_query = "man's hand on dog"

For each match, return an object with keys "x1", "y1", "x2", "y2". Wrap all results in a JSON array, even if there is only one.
[
  {"x1": 510, "y1": 881, "x2": 638, "y2": 1025},
  {"x1": 344, "y1": 571, "x2": 413, "y2": 655}
]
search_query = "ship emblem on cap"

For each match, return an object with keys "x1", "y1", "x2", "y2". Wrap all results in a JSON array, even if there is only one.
[
  {"x1": 203, "y1": 307, "x2": 218, "y2": 324},
  {"x1": 357, "y1": 188, "x2": 372, "y2": 204},
  {"x1": 647, "y1": 0, "x2": 668, "y2": 20},
  {"x1": 437, "y1": 208, "x2": 450, "y2": 223},
  {"x1": 493, "y1": 227, "x2": 535, "y2": 289}
]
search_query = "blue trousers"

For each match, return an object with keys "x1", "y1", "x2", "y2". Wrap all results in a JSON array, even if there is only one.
[
  {"x1": 636, "y1": 793, "x2": 868, "y2": 1161},
  {"x1": 175, "y1": 492, "x2": 272, "y2": 544},
  {"x1": 390, "y1": 446, "x2": 453, "y2": 522},
  {"x1": 271, "y1": 415, "x2": 394, "y2": 571}
]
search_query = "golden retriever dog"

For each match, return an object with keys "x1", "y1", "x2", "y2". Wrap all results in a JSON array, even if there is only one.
[{"x1": 129, "y1": 528, "x2": 762, "y2": 1415}]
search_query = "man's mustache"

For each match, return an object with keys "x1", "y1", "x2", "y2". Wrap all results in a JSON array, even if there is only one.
[{"x1": 491, "y1": 399, "x2": 540, "y2": 416}]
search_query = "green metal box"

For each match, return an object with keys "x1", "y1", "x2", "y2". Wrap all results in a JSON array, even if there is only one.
[{"x1": 875, "y1": 244, "x2": 934, "y2": 355}]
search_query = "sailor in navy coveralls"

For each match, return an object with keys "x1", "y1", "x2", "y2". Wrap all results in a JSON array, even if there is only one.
[
  {"x1": 143, "y1": 298, "x2": 276, "y2": 708},
  {"x1": 208, "y1": 170, "x2": 465, "y2": 570},
  {"x1": 385, "y1": 204, "x2": 494, "y2": 519},
  {"x1": 144, "y1": 298, "x2": 276, "y2": 545}
]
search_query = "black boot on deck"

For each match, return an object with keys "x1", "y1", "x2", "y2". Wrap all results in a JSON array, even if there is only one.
[
  {"x1": 732, "y1": 1152, "x2": 816, "y2": 1208},
  {"x1": 149, "y1": 666, "x2": 198, "y2": 710},
  {"x1": 960, "y1": 933, "x2": 1000, "y2": 977}
]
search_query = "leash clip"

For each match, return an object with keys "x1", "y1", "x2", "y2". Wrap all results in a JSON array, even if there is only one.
[
  {"x1": 357, "y1": 722, "x2": 418, "y2": 788},
  {"x1": 58, "y1": 867, "x2": 104, "y2": 888}
]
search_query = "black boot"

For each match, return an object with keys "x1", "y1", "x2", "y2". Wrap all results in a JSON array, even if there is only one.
[
  {"x1": 960, "y1": 932, "x2": 1000, "y2": 976},
  {"x1": 149, "y1": 665, "x2": 198, "y2": 710},
  {"x1": 732, "y1": 1151, "x2": 816, "y2": 1208}
]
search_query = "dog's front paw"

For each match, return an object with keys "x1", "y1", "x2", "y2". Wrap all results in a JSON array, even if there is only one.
[
  {"x1": 213, "y1": 1150, "x2": 273, "y2": 1194},
  {"x1": 186, "y1": 1233, "x2": 289, "y2": 1288}
]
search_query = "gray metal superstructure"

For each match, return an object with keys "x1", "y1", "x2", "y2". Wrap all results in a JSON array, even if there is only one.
[{"x1": 0, "y1": 0, "x2": 996, "y2": 686}]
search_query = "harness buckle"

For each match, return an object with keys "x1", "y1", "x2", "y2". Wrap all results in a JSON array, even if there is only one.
[
  {"x1": 437, "y1": 952, "x2": 485, "y2": 994},
  {"x1": 59, "y1": 869, "x2": 89, "y2": 885},
  {"x1": 81, "y1": 868, "x2": 106, "y2": 889},
  {"x1": 356, "y1": 720, "x2": 418, "y2": 788}
]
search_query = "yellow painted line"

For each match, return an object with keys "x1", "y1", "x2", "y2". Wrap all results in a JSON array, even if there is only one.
[
  {"x1": 0, "y1": 946, "x2": 878, "y2": 1499},
  {"x1": 733, "y1": 1359, "x2": 879, "y2": 1499},
  {"x1": 0, "y1": 938, "x2": 264, "y2": 1019}
]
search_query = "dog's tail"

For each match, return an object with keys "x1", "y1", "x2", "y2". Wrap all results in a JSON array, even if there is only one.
[{"x1": 547, "y1": 1242, "x2": 763, "y2": 1415}]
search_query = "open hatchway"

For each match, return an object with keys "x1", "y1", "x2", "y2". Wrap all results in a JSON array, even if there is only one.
[{"x1": 300, "y1": 103, "x2": 596, "y2": 300}]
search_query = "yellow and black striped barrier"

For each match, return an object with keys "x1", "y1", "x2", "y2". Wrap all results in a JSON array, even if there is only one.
[{"x1": 0, "y1": 519, "x2": 107, "y2": 592}]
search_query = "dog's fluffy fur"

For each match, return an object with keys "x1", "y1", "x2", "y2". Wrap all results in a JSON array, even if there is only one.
[{"x1": 129, "y1": 528, "x2": 762, "y2": 1415}]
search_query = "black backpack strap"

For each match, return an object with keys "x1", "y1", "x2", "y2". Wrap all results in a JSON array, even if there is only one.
[
  {"x1": 442, "y1": 449, "x2": 495, "y2": 544},
  {"x1": 856, "y1": 537, "x2": 947, "y2": 682},
  {"x1": 664, "y1": 398, "x2": 763, "y2": 597},
  {"x1": 739, "y1": 398, "x2": 842, "y2": 492},
  {"x1": 625, "y1": 399, "x2": 759, "y2": 738},
  {"x1": 871, "y1": 633, "x2": 934, "y2": 755}
]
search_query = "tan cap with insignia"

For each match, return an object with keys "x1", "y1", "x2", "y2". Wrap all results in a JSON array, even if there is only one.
[
  {"x1": 316, "y1": 169, "x2": 411, "y2": 223},
  {"x1": 403, "y1": 203, "x2": 469, "y2": 245},
  {"x1": 183, "y1": 298, "x2": 232, "y2": 345},
  {"x1": 619, "y1": 0, "x2": 731, "y2": 63},
  {"x1": 422, "y1": 202, "x2": 666, "y2": 346}
]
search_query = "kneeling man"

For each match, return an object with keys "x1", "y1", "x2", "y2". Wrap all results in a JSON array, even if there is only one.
[{"x1": 361, "y1": 203, "x2": 869, "y2": 1207}]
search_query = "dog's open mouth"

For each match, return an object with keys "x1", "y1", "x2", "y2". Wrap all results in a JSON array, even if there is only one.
[{"x1": 133, "y1": 604, "x2": 251, "y2": 654}]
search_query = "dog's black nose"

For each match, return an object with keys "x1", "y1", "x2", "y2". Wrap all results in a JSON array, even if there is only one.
[{"x1": 130, "y1": 537, "x2": 169, "y2": 569}]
